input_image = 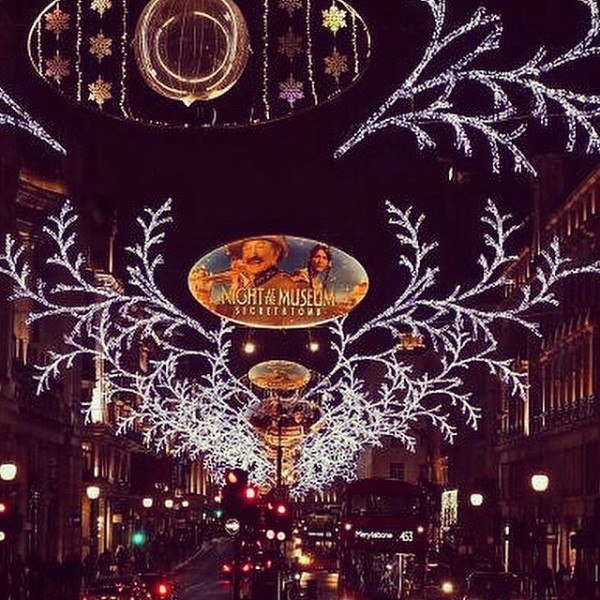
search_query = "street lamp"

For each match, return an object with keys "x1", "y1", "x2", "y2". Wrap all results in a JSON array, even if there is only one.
[
  {"x1": 86, "y1": 485, "x2": 101, "y2": 500},
  {"x1": 530, "y1": 472, "x2": 550, "y2": 600},
  {"x1": 86, "y1": 485, "x2": 101, "y2": 568},
  {"x1": 142, "y1": 497, "x2": 154, "y2": 509},
  {"x1": 530, "y1": 473, "x2": 549, "y2": 493},
  {"x1": 469, "y1": 492, "x2": 484, "y2": 507},
  {"x1": 468, "y1": 492, "x2": 485, "y2": 556},
  {"x1": 0, "y1": 462, "x2": 17, "y2": 482}
]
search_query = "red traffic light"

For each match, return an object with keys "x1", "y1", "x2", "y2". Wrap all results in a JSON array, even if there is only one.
[
  {"x1": 276, "y1": 503, "x2": 288, "y2": 515},
  {"x1": 0, "y1": 501, "x2": 8, "y2": 514},
  {"x1": 155, "y1": 581, "x2": 171, "y2": 598},
  {"x1": 244, "y1": 486, "x2": 257, "y2": 501}
]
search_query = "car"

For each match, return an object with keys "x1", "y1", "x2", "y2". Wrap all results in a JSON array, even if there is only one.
[
  {"x1": 218, "y1": 558, "x2": 255, "y2": 582},
  {"x1": 422, "y1": 563, "x2": 461, "y2": 599},
  {"x1": 80, "y1": 576, "x2": 133, "y2": 600},
  {"x1": 131, "y1": 573, "x2": 179, "y2": 599},
  {"x1": 462, "y1": 571, "x2": 524, "y2": 600}
]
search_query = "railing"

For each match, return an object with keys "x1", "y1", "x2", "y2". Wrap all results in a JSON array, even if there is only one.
[{"x1": 497, "y1": 395, "x2": 599, "y2": 444}]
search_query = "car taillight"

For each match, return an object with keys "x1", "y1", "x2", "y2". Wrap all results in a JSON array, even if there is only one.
[
  {"x1": 241, "y1": 562, "x2": 252, "y2": 573},
  {"x1": 155, "y1": 582, "x2": 171, "y2": 597},
  {"x1": 222, "y1": 564, "x2": 232, "y2": 573}
]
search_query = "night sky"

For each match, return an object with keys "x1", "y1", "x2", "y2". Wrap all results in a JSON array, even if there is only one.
[{"x1": 3, "y1": 0, "x2": 600, "y2": 362}]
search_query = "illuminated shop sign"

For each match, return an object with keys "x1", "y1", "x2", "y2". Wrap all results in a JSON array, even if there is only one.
[{"x1": 188, "y1": 235, "x2": 369, "y2": 328}]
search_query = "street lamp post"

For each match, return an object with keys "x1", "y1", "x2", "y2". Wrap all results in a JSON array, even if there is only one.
[
  {"x1": 86, "y1": 485, "x2": 101, "y2": 575},
  {"x1": 530, "y1": 473, "x2": 550, "y2": 600},
  {"x1": 469, "y1": 492, "x2": 485, "y2": 557}
]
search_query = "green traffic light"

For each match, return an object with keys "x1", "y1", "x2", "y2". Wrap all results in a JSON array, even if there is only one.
[
  {"x1": 215, "y1": 508, "x2": 224, "y2": 518},
  {"x1": 132, "y1": 530, "x2": 146, "y2": 546}
]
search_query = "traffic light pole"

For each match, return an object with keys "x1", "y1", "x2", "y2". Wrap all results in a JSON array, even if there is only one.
[{"x1": 232, "y1": 533, "x2": 241, "y2": 600}]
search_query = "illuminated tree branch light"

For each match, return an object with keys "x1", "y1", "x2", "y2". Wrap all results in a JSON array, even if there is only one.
[
  {"x1": 0, "y1": 84, "x2": 66, "y2": 154},
  {"x1": 335, "y1": 0, "x2": 600, "y2": 174},
  {"x1": 1, "y1": 200, "x2": 599, "y2": 493}
]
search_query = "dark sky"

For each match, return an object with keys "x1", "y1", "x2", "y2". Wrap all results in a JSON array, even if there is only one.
[{"x1": 5, "y1": 0, "x2": 600, "y2": 330}]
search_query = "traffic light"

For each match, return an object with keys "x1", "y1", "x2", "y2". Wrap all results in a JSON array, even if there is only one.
[
  {"x1": 265, "y1": 501, "x2": 292, "y2": 542},
  {"x1": 132, "y1": 530, "x2": 147, "y2": 546},
  {"x1": 0, "y1": 498, "x2": 20, "y2": 537},
  {"x1": 221, "y1": 469, "x2": 259, "y2": 523}
]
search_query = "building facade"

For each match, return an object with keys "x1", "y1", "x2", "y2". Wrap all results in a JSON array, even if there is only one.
[
  {"x1": 497, "y1": 162, "x2": 600, "y2": 582},
  {"x1": 0, "y1": 160, "x2": 212, "y2": 580}
]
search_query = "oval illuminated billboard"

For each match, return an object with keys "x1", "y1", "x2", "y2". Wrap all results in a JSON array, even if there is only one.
[
  {"x1": 248, "y1": 360, "x2": 311, "y2": 391},
  {"x1": 188, "y1": 235, "x2": 369, "y2": 328}
]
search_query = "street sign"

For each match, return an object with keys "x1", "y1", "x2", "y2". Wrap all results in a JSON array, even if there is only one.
[{"x1": 225, "y1": 518, "x2": 241, "y2": 536}]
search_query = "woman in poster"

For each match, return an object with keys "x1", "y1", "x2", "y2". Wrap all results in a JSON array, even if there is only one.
[{"x1": 293, "y1": 244, "x2": 332, "y2": 291}]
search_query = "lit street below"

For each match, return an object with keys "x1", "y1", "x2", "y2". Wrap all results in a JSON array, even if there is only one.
[{"x1": 172, "y1": 538, "x2": 338, "y2": 600}]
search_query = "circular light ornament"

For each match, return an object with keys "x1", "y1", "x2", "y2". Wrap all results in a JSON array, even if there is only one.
[
  {"x1": 248, "y1": 360, "x2": 311, "y2": 391},
  {"x1": 134, "y1": 0, "x2": 251, "y2": 105}
]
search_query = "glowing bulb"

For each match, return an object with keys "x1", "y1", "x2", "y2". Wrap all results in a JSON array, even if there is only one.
[
  {"x1": 309, "y1": 340, "x2": 320, "y2": 352},
  {"x1": 243, "y1": 340, "x2": 256, "y2": 354}
]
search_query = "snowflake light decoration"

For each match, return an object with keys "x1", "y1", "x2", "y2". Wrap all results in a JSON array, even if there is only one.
[
  {"x1": 279, "y1": 0, "x2": 302, "y2": 17},
  {"x1": 44, "y1": 7, "x2": 71, "y2": 38},
  {"x1": 322, "y1": 4, "x2": 347, "y2": 34},
  {"x1": 45, "y1": 52, "x2": 71, "y2": 84},
  {"x1": 0, "y1": 85, "x2": 66, "y2": 154},
  {"x1": 91, "y1": 0, "x2": 113, "y2": 17},
  {"x1": 279, "y1": 75, "x2": 305, "y2": 107},
  {"x1": 335, "y1": 0, "x2": 600, "y2": 175},
  {"x1": 88, "y1": 76, "x2": 113, "y2": 108},
  {"x1": 89, "y1": 31, "x2": 113, "y2": 62},
  {"x1": 1, "y1": 200, "x2": 599, "y2": 494},
  {"x1": 324, "y1": 49, "x2": 349, "y2": 82},
  {"x1": 278, "y1": 28, "x2": 303, "y2": 60}
]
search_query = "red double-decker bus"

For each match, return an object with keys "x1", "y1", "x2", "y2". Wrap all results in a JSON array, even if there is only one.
[{"x1": 337, "y1": 479, "x2": 430, "y2": 600}]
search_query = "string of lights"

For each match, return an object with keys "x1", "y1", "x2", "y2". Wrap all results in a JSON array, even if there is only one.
[
  {"x1": 1, "y1": 199, "x2": 599, "y2": 493},
  {"x1": 0, "y1": 85, "x2": 66, "y2": 154},
  {"x1": 335, "y1": 0, "x2": 600, "y2": 174}
]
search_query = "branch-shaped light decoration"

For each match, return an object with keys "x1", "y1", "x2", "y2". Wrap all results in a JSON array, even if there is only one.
[
  {"x1": 1, "y1": 199, "x2": 599, "y2": 494},
  {"x1": 335, "y1": 0, "x2": 600, "y2": 174},
  {"x1": 0, "y1": 85, "x2": 66, "y2": 154}
]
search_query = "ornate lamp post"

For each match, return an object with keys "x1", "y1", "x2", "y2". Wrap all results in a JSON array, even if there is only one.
[
  {"x1": 86, "y1": 485, "x2": 101, "y2": 569},
  {"x1": 469, "y1": 492, "x2": 485, "y2": 556},
  {"x1": 530, "y1": 473, "x2": 550, "y2": 600}
]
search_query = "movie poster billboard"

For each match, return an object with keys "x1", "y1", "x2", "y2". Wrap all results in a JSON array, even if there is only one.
[
  {"x1": 248, "y1": 360, "x2": 311, "y2": 391},
  {"x1": 188, "y1": 235, "x2": 369, "y2": 328}
]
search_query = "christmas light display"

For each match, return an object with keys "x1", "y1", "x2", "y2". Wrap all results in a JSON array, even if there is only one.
[
  {"x1": 1, "y1": 200, "x2": 599, "y2": 493},
  {"x1": 335, "y1": 0, "x2": 600, "y2": 174},
  {"x1": 0, "y1": 85, "x2": 66, "y2": 154}
]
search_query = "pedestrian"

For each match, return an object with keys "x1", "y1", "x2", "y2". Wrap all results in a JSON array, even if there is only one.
[
  {"x1": 574, "y1": 564, "x2": 588, "y2": 600},
  {"x1": 8, "y1": 554, "x2": 25, "y2": 600},
  {"x1": 25, "y1": 556, "x2": 44, "y2": 600}
]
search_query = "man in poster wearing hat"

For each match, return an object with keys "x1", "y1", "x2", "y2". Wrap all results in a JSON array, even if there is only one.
[
  {"x1": 189, "y1": 235, "x2": 307, "y2": 311},
  {"x1": 226, "y1": 235, "x2": 299, "y2": 289}
]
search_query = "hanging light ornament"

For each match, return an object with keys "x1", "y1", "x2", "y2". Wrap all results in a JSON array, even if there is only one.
[{"x1": 133, "y1": 0, "x2": 251, "y2": 105}]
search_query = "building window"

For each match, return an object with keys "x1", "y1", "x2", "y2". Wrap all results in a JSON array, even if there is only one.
[{"x1": 390, "y1": 462, "x2": 405, "y2": 481}]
